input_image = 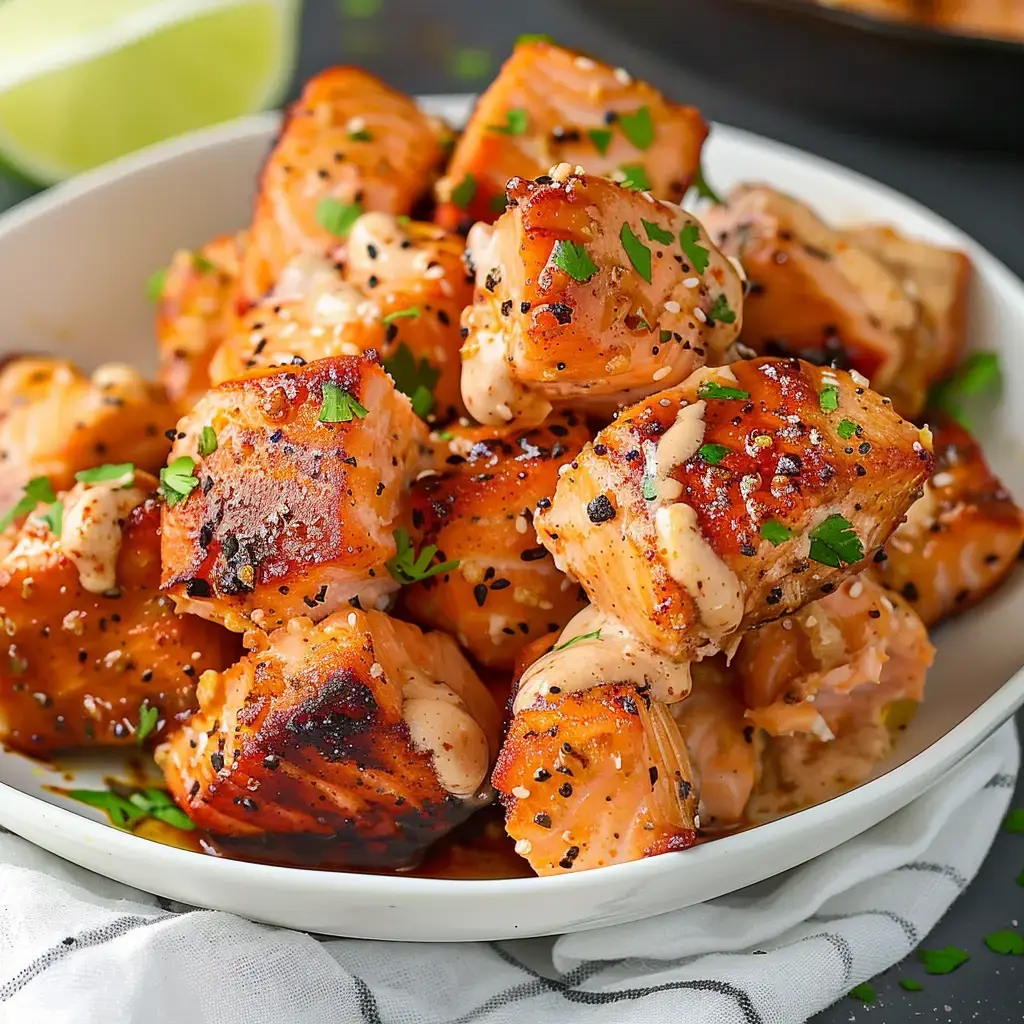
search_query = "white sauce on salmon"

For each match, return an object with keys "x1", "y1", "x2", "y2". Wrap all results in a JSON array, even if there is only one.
[{"x1": 655, "y1": 400, "x2": 706, "y2": 501}]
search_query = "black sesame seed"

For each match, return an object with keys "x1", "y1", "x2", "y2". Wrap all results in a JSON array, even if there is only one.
[
  {"x1": 210, "y1": 752, "x2": 225, "y2": 771},
  {"x1": 534, "y1": 812, "x2": 552, "y2": 828},
  {"x1": 185, "y1": 578, "x2": 211, "y2": 598},
  {"x1": 473, "y1": 584, "x2": 488, "y2": 607},
  {"x1": 533, "y1": 768, "x2": 551, "y2": 782},
  {"x1": 521, "y1": 546, "x2": 548, "y2": 562},
  {"x1": 649, "y1": 766, "x2": 659, "y2": 786},
  {"x1": 901, "y1": 581, "x2": 920, "y2": 602},
  {"x1": 558, "y1": 782, "x2": 573, "y2": 797}
]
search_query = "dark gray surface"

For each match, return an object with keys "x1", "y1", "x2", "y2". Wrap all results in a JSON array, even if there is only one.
[{"x1": 2, "y1": 1, "x2": 1022, "y2": 1019}]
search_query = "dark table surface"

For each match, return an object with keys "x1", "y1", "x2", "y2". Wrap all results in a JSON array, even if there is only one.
[{"x1": 2, "y1": 1, "x2": 1022, "y2": 1020}]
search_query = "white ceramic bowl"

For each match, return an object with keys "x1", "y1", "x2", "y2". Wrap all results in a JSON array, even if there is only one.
[{"x1": 0, "y1": 97, "x2": 1021, "y2": 942}]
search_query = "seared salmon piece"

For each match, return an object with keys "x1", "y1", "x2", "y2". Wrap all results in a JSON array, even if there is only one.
[
  {"x1": 0, "y1": 473, "x2": 238, "y2": 753},
  {"x1": 155, "y1": 233, "x2": 245, "y2": 414},
  {"x1": 869, "y1": 418, "x2": 1024, "y2": 626},
  {"x1": 535, "y1": 358, "x2": 933, "y2": 658},
  {"x1": 398, "y1": 413, "x2": 589, "y2": 668},
  {"x1": 461, "y1": 170, "x2": 743, "y2": 427},
  {"x1": 435, "y1": 40, "x2": 708, "y2": 230},
  {"x1": 0, "y1": 359, "x2": 175, "y2": 513},
  {"x1": 158, "y1": 609, "x2": 501, "y2": 868},
  {"x1": 240, "y1": 68, "x2": 453, "y2": 302},
  {"x1": 702, "y1": 185, "x2": 964, "y2": 417},
  {"x1": 160, "y1": 355, "x2": 428, "y2": 633}
]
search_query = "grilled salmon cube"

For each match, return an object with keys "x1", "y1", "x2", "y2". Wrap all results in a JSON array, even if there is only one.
[
  {"x1": 160, "y1": 355, "x2": 428, "y2": 633},
  {"x1": 535, "y1": 358, "x2": 933, "y2": 658},
  {"x1": 0, "y1": 475, "x2": 238, "y2": 753},
  {"x1": 157, "y1": 609, "x2": 501, "y2": 868},
  {"x1": 240, "y1": 68, "x2": 453, "y2": 302},
  {"x1": 435, "y1": 40, "x2": 707, "y2": 230},
  {"x1": 869, "y1": 417, "x2": 1024, "y2": 626},
  {"x1": 398, "y1": 413, "x2": 589, "y2": 668},
  {"x1": 460, "y1": 170, "x2": 743, "y2": 427}
]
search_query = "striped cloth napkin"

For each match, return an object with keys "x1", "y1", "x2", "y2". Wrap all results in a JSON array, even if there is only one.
[{"x1": 0, "y1": 721, "x2": 1015, "y2": 1024}]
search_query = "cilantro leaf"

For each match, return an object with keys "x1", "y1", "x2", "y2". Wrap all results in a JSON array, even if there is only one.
[
  {"x1": 927, "y1": 351, "x2": 1001, "y2": 428},
  {"x1": 386, "y1": 527, "x2": 460, "y2": 584},
  {"x1": 553, "y1": 630, "x2": 601, "y2": 652},
  {"x1": 642, "y1": 219, "x2": 674, "y2": 245},
  {"x1": 319, "y1": 381, "x2": 369, "y2": 423},
  {"x1": 450, "y1": 172, "x2": 477, "y2": 210},
  {"x1": 588, "y1": 128, "x2": 613, "y2": 155},
  {"x1": 551, "y1": 240, "x2": 598, "y2": 282},
  {"x1": 809, "y1": 514, "x2": 864, "y2": 568},
  {"x1": 382, "y1": 306, "x2": 420, "y2": 325},
  {"x1": 698, "y1": 443, "x2": 730, "y2": 465},
  {"x1": 516, "y1": 33, "x2": 555, "y2": 45},
  {"x1": 680, "y1": 223, "x2": 711, "y2": 275},
  {"x1": 316, "y1": 197, "x2": 363, "y2": 238},
  {"x1": 135, "y1": 702, "x2": 159, "y2": 745},
  {"x1": 899, "y1": 978, "x2": 923, "y2": 992},
  {"x1": 198, "y1": 426, "x2": 218, "y2": 458},
  {"x1": 849, "y1": 983, "x2": 875, "y2": 1003},
  {"x1": 41, "y1": 501, "x2": 63, "y2": 536},
  {"x1": 620, "y1": 222, "x2": 652, "y2": 283},
  {"x1": 697, "y1": 380, "x2": 750, "y2": 401},
  {"x1": 159, "y1": 457, "x2": 199, "y2": 508},
  {"x1": 384, "y1": 343, "x2": 441, "y2": 419},
  {"x1": 75, "y1": 463, "x2": 135, "y2": 486},
  {"x1": 1004, "y1": 808, "x2": 1024, "y2": 833},
  {"x1": 689, "y1": 162, "x2": 723, "y2": 205},
  {"x1": 0, "y1": 476, "x2": 56, "y2": 531},
  {"x1": 619, "y1": 105, "x2": 654, "y2": 150},
  {"x1": 837, "y1": 419, "x2": 858, "y2": 440},
  {"x1": 708, "y1": 294, "x2": 736, "y2": 325},
  {"x1": 659, "y1": 329, "x2": 672, "y2": 343},
  {"x1": 984, "y1": 929, "x2": 1024, "y2": 955},
  {"x1": 760, "y1": 520, "x2": 793, "y2": 546},
  {"x1": 819, "y1": 385, "x2": 840, "y2": 412},
  {"x1": 489, "y1": 108, "x2": 528, "y2": 135},
  {"x1": 489, "y1": 193, "x2": 509, "y2": 214},
  {"x1": 918, "y1": 946, "x2": 970, "y2": 975},
  {"x1": 146, "y1": 268, "x2": 166, "y2": 303},
  {"x1": 619, "y1": 164, "x2": 651, "y2": 191}
]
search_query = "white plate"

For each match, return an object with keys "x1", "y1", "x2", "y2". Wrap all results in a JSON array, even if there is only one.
[{"x1": 0, "y1": 97, "x2": 1021, "y2": 942}]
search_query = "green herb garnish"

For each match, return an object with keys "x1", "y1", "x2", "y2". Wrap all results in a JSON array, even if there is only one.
[
  {"x1": 708, "y1": 294, "x2": 736, "y2": 325},
  {"x1": 489, "y1": 108, "x2": 528, "y2": 135},
  {"x1": 316, "y1": 197, "x2": 363, "y2": 238},
  {"x1": 698, "y1": 443, "x2": 730, "y2": 465},
  {"x1": 819, "y1": 385, "x2": 840, "y2": 412},
  {"x1": 619, "y1": 105, "x2": 654, "y2": 150},
  {"x1": 489, "y1": 193, "x2": 509, "y2": 214},
  {"x1": 984, "y1": 929, "x2": 1024, "y2": 955},
  {"x1": 384, "y1": 343, "x2": 440, "y2": 419},
  {"x1": 66, "y1": 786, "x2": 194, "y2": 832},
  {"x1": 689, "y1": 162, "x2": 723, "y2": 204},
  {"x1": 760, "y1": 520, "x2": 793, "y2": 546},
  {"x1": 837, "y1": 419, "x2": 858, "y2": 440},
  {"x1": 697, "y1": 380, "x2": 750, "y2": 401},
  {"x1": 135, "y1": 702, "x2": 159, "y2": 745},
  {"x1": 659, "y1": 329, "x2": 672, "y2": 343},
  {"x1": 848, "y1": 983, "x2": 875, "y2": 1004},
  {"x1": 382, "y1": 306, "x2": 421, "y2": 325},
  {"x1": 450, "y1": 172, "x2": 477, "y2": 211},
  {"x1": 0, "y1": 476, "x2": 56, "y2": 532},
  {"x1": 899, "y1": 978, "x2": 923, "y2": 992},
  {"x1": 75, "y1": 463, "x2": 135, "y2": 486},
  {"x1": 41, "y1": 501, "x2": 63, "y2": 537},
  {"x1": 642, "y1": 219, "x2": 674, "y2": 245},
  {"x1": 619, "y1": 164, "x2": 651, "y2": 191},
  {"x1": 449, "y1": 46, "x2": 492, "y2": 81},
  {"x1": 927, "y1": 351, "x2": 1001, "y2": 428},
  {"x1": 553, "y1": 630, "x2": 601, "y2": 652},
  {"x1": 386, "y1": 527, "x2": 460, "y2": 585},
  {"x1": 516, "y1": 33, "x2": 555, "y2": 45},
  {"x1": 146, "y1": 268, "x2": 166, "y2": 303},
  {"x1": 348, "y1": 128, "x2": 373, "y2": 142},
  {"x1": 808, "y1": 514, "x2": 863, "y2": 568},
  {"x1": 551, "y1": 240, "x2": 599, "y2": 282},
  {"x1": 191, "y1": 253, "x2": 215, "y2": 274},
  {"x1": 319, "y1": 382, "x2": 368, "y2": 423},
  {"x1": 159, "y1": 457, "x2": 199, "y2": 508},
  {"x1": 680, "y1": 223, "x2": 711, "y2": 275},
  {"x1": 641, "y1": 473, "x2": 658, "y2": 501},
  {"x1": 198, "y1": 426, "x2": 218, "y2": 458},
  {"x1": 588, "y1": 128, "x2": 613, "y2": 155},
  {"x1": 1004, "y1": 808, "x2": 1024, "y2": 833},
  {"x1": 620, "y1": 222, "x2": 652, "y2": 283},
  {"x1": 918, "y1": 946, "x2": 970, "y2": 975}
]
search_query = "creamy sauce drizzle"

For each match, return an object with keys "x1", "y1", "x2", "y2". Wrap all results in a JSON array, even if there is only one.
[
  {"x1": 655, "y1": 400, "x2": 706, "y2": 501},
  {"x1": 513, "y1": 605, "x2": 692, "y2": 714},
  {"x1": 60, "y1": 476, "x2": 145, "y2": 594}
]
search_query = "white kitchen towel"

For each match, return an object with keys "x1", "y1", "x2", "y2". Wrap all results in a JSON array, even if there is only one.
[{"x1": 0, "y1": 721, "x2": 1016, "y2": 1024}]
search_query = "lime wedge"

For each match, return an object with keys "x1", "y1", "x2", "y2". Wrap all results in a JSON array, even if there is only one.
[{"x1": 0, "y1": 0, "x2": 301, "y2": 184}]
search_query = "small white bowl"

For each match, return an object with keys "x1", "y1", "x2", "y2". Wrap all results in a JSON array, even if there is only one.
[{"x1": 0, "y1": 98, "x2": 1021, "y2": 942}]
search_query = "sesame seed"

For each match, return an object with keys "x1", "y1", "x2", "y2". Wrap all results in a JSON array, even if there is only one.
[
  {"x1": 653, "y1": 366, "x2": 671, "y2": 381},
  {"x1": 511, "y1": 785, "x2": 531, "y2": 799},
  {"x1": 574, "y1": 56, "x2": 596, "y2": 70},
  {"x1": 613, "y1": 67, "x2": 632, "y2": 84},
  {"x1": 693, "y1": 307, "x2": 708, "y2": 323},
  {"x1": 664, "y1": 300, "x2": 681, "y2": 313},
  {"x1": 514, "y1": 839, "x2": 533, "y2": 855},
  {"x1": 369, "y1": 662, "x2": 384, "y2": 678},
  {"x1": 850, "y1": 369, "x2": 870, "y2": 387},
  {"x1": 682, "y1": 277, "x2": 700, "y2": 288},
  {"x1": 848, "y1": 580, "x2": 864, "y2": 599}
]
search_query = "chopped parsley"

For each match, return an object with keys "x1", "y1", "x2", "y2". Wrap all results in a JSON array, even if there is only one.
[
  {"x1": 382, "y1": 306, "x2": 420, "y2": 324},
  {"x1": 488, "y1": 108, "x2": 528, "y2": 135},
  {"x1": 553, "y1": 630, "x2": 601, "y2": 652},
  {"x1": 386, "y1": 528, "x2": 459, "y2": 584},
  {"x1": 316, "y1": 197, "x2": 363, "y2": 238},
  {"x1": 836, "y1": 419, "x2": 858, "y2": 440},
  {"x1": 620, "y1": 222, "x2": 652, "y2": 283},
  {"x1": 76, "y1": 463, "x2": 135, "y2": 486},
  {"x1": 160, "y1": 457, "x2": 199, "y2": 507},
  {"x1": 450, "y1": 172, "x2": 477, "y2": 210},
  {"x1": 899, "y1": 978, "x2": 923, "y2": 992},
  {"x1": 808, "y1": 514, "x2": 863, "y2": 568},
  {"x1": 551, "y1": 240, "x2": 598, "y2": 282},
  {"x1": 642, "y1": 219, "x2": 674, "y2": 245},
  {"x1": 679, "y1": 223, "x2": 711, "y2": 275},
  {"x1": 1003, "y1": 808, "x2": 1024, "y2": 833},
  {"x1": 689, "y1": 162, "x2": 723, "y2": 205},
  {"x1": 697, "y1": 380, "x2": 750, "y2": 401},
  {"x1": 641, "y1": 473, "x2": 658, "y2": 501},
  {"x1": 708, "y1": 294, "x2": 736, "y2": 325},
  {"x1": 917, "y1": 946, "x2": 970, "y2": 975},
  {"x1": 819, "y1": 385, "x2": 840, "y2": 412},
  {"x1": 760, "y1": 520, "x2": 793, "y2": 546},
  {"x1": 848, "y1": 983, "x2": 875, "y2": 1003},
  {"x1": 698, "y1": 443, "x2": 730, "y2": 465},
  {"x1": 66, "y1": 786, "x2": 194, "y2": 832},
  {"x1": 588, "y1": 128, "x2": 613, "y2": 155},
  {"x1": 516, "y1": 32, "x2": 555, "y2": 45},
  {"x1": 928, "y1": 351, "x2": 1001, "y2": 428},
  {"x1": 41, "y1": 500, "x2": 63, "y2": 537},
  {"x1": 489, "y1": 193, "x2": 509, "y2": 214},
  {"x1": 619, "y1": 105, "x2": 654, "y2": 150},
  {"x1": 384, "y1": 343, "x2": 440, "y2": 419},
  {"x1": 135, "y1": 702, "x2": 159, "y2": 744},
  {"x1": 319, "y1": 382, "x2": 368, "y2": 423},
  {"x1": 619, "y1": 164, "x2": 651, "y2": 191},
  {"x1": 198, "y1": 426, "x2": 218, "y2": 457},
  {"x1": 0, "y1": 476, "x2": 56, "y2": 531},
  {"x1": 146, "y1": 268, "x2": 166, "y2": 303},
  {"x1": 984, "y1": 929, "x2": 1024, "y2": 955},
  {"x1": 191, "y1": 253, "x2": 215, "y2": 273},
  {"x1": 659, "y1": 329, "x2": 672, "y2": 343},
  {"x1": 348, "y1": 127, "x2": 373, "y2": 142}
]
